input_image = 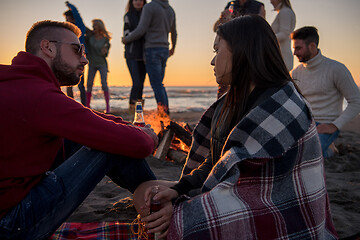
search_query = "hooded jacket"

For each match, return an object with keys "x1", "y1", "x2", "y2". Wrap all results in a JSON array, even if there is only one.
[
  {"x1": 0, "y1": 52, "x2": 154, "y2": 218},
  {"x1": 124, "y1": 0, "x2": 177, "y2": 49}
]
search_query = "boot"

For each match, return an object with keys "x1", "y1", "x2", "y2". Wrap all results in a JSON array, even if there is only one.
[
  {"x1": 104, "y1": 91, "x2": 110, "y2": 113},
  {"x1": 86, "y1": 92, "x2": 92, "y2": 108},
  {"x1": 129, "y1": 103, "x2": 135, "y2": 115}
]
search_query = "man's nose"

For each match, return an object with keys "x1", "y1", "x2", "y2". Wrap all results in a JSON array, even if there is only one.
[{"x1": 81, "y1": 55, "x2": 89, "y2": 65}]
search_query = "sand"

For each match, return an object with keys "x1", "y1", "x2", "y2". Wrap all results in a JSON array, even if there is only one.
[{"x1": 67, "y1": 109, "x2": 360, "y2": 239}]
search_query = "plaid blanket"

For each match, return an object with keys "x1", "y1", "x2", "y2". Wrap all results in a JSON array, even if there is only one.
[
  {"x1": 169, "y1": 82, "x2": 338, "y2": 240},
  {"x1": 50, "y1": 222, "x2": 153, "y2": 240}
]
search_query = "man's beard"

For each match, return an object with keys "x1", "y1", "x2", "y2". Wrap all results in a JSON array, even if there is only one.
[
  {"x1": 52, "y1": 52, "x2": 82, "y2": 86},
  {"x1": 298, "y1": 47, "x2": 312, "y2": 63}
]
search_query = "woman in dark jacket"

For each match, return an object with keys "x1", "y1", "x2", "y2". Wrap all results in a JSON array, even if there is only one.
[{"x1": 123, "y1": 0, "x2": 147, "y2": 113}]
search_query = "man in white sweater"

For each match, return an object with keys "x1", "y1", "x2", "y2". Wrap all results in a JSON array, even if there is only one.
[{"x1": 291, "y1": 26, "x2": 360, "y2": 157}]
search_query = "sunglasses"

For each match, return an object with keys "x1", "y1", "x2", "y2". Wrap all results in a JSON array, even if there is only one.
[{"x1": 49, "y1": 40, "x2": 85, "y2": 57}]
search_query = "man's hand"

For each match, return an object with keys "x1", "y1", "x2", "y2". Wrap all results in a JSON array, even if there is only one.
[
  {"x1": 121, "y1": 37, "x2": 126, "y2": 44},
  {"x1": 316, "y1": 123, "x2": 338, "y2": 134},
  {"x1": 169, "y1": 48, "x2": 175, "y2": 57},
  {"x1": 139, "y1": 124, "x2": 158, "y2": 149}
]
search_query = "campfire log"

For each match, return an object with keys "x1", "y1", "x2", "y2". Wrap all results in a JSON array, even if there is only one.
[
  {"x1": 154, "y1": 129, "x2": 174, "y2": 161},
  {"x1": 168, "y1": 121, "x2": 192, "y2": 147},
  {"x1": 167, "y1": 149, "x2": 187, "y2": 163}
]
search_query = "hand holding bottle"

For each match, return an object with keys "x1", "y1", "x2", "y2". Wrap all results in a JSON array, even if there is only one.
[{"x1": 141, "y1": 185, "x2": 178, "y2": 239}]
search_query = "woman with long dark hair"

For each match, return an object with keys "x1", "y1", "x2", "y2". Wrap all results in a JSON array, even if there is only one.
[
  {"x1": 123, "y1": 0, "x2": 147, "y2": 113},
  {"x1": 135, "y1": 15, "x2": 337, "y2": 240}
]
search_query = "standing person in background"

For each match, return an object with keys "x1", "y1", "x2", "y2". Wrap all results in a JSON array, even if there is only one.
[
  {"x1": 63, "y1": 1, "x2": 89, "y2": 105},
  {"x1": 122, "y1": 0, "x2": 177, "y2": 117},
  {"x1": 214, "y1": 0, "x2": 265, "y2": 32},
  {"x1": 124, "y1": 0, "x2": 147, "y2": 114},
  {"x1": 270, "y1": 0, "x2": 296, "y2": 71},
  {"x1": 291, "y1": 26, "x2": 360, "y2": 157},
  {"x1": 85, "y1": 19, "x2": 111, "y2": 113}
]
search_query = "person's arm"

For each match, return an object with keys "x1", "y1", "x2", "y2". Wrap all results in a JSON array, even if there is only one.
[
  {"x1": 123, "y1": 14, "x2": 131, "y2": 37},
  {"x1": 32, "y1": 90, "x2": 156, "y2": 158},
  {"x1": 274, "y1": 8, "x2": 294, "y2": 43},
  {"x1": 169, "y1": 10, "x2": 177, "y2": 57},
  {"x1": 172, "y1": 156, "x2": 214, "y2": 196},
  {"x1": 101, "y1": 38, "x2": 110, "y2": 57},
  {"x1": 65, "y1": 2, "x2": 86, "y2": 36},
  {"x1": 331, "y1": 63, "x2": 360, "y2": 130},
  {"x1": 123, "y1": 5, "x2": 152, "y2": 44}
]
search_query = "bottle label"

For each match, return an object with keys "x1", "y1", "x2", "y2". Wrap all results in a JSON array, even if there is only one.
[{"x1": 134, "y1": 122, "x2": 145, "y2": 127}]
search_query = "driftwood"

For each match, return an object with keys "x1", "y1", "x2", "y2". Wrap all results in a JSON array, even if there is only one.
[
  {"x1": 167, "y1": 149, "x2": 187, "y2": 163},
  {"x1": 154, "y1": 129, "x2": 174, "y2": 161},
  {"x1": 168, "y1": 121, "x2": 192, "y2": 147}
]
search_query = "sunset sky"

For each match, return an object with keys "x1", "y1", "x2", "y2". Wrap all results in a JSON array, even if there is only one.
[{"x1": 1, "y1": 0, "x2": 359, "y2": 87}]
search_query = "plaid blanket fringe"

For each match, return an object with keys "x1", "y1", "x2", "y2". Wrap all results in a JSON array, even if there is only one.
[{"x1": 50, "y1": 221, "x2": 154, "y2": 240}]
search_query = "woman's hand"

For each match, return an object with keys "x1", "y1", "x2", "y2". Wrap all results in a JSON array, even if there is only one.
[{"x1": 141, "y1": 186, "x2": 179, "y2": 238}]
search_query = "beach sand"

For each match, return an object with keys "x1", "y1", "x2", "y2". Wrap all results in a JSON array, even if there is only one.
[{"x1": 67, "y1": 109, "x2": 360, "y2": 239}]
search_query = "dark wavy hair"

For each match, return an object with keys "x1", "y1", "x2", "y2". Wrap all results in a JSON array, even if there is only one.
[
  {"x1": 216, "y1": 15, "x2": 295, "y2": 128},
  {"x1": 126, "y1": 0, "x2": 147, "y2": 12}
]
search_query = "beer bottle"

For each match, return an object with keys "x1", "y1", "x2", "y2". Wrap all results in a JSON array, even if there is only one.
[
  {"x1": 150, "y1": 186, "x2": 161, "y2": 240},
  {"x1": 133, "y1": 101, "x2": 145, "y2": 127}
]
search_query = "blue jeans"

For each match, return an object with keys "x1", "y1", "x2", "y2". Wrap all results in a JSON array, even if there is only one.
[
  {"x1": 316, "y1": 122, "x2": 340, "y2": 157},
  {"x1": 0, "y1": 140, "x2": 156, "y2": 240},
  {"x1": 87, "y1": 65, "x2": 109, "y2": 92},
  {"x1": 145, "y1": 48, "x2": 169, "y2": 113},
  {"x1": 126, "y1": 59, "x2": 146, "y2": 104}
]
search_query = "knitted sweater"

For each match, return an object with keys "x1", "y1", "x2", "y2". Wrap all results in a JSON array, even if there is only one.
[
  {"x1": 291, "y1": 50, "x2": 360, "y2": 129},
  {"x1": 271, "y1": 3, "x2": 296, "y2": 71}
]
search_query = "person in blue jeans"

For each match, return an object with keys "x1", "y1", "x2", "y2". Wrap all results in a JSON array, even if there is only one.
[
  {"x1": 123, "y1": 0, "x2": 177, "y2": 116},
  {"x1": 63, "y1": 1, "x2": 90, "y2": 105},
  {"x1": 0, "y1": 20, "x2": 158, "y2": 240},
  {"x1": 124, "y1": 0, "x2": 148, "y2": 113}
]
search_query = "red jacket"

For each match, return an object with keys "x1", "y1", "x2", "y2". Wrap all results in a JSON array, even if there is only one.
[{"x1": 0, "y1": 52, "x2": 155, "y2": 218}]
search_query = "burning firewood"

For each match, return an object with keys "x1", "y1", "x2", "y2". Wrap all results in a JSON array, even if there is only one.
[
  {"x1": 154, "y1": 129, "x2": 174, "y2": 161},
  {"x1": 168, "y1": 121, "x2": 192, "y2": 147}
]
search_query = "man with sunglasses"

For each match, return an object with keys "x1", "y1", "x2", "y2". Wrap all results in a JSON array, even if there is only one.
[{"x1": 0, "y1": 20, "x2": 158, "y2": 239}]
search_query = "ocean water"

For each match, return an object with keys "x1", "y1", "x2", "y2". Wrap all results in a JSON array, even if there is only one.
[
  {"x1": 64, "y1": 85, "x2": 353, "y2": 113},
  {"x1": 68, "y1": 86, "x2": 218, "y2": 113}
]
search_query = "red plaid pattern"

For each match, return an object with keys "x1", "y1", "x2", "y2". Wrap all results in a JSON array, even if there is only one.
[{"x1": 50, "y1": 222, "x2": 154, "y2": 240}]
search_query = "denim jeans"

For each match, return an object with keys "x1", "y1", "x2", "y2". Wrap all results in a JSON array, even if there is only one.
[
  {"x1": 0, "y1": 140, "x2": 156, "y2": 240},
  {"x1": 126, "y1": 59, "x2": 146, "y2": 104},
  {"x1": 87, "y1": 65, "x2": 109, "y2": 92},
  {"x1": 316, "y1": 122, "x2": 340, "y2": 158},
  {"x1": 145, "y1": 48, "x2": 169, "y2": 113}
]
